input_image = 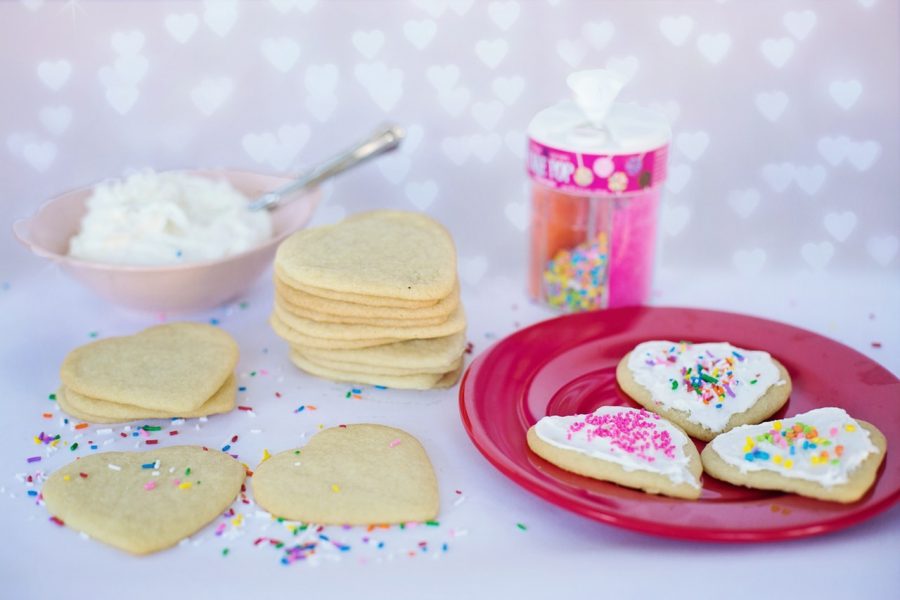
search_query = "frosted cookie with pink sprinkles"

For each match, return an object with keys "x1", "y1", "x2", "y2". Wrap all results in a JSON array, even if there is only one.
[
  {"x1": 701, "y1": 407, "x2": 887, "y2": 503},
  {"x1": 617, "y1": 341, "x2": 792, "y2": 441},
  {"x1": 526, "y1": 406, "x2": 702, "y2": 499}
]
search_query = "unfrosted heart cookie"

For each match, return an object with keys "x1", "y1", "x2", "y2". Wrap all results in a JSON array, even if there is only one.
[
  {"x1": 289, "y1": 351, "x2": 462, "y2": 389},
  {"x1": 617, "y1": 341, "x2": 791, "y2": 441},
  {"x1": 252, "y1": 424, "x2": 439, "y2": 524},
  {"x1": 527, "y1": 406, "x2": 702, "y2": 499},
  {"x1": 274, "y1": 277, "x2": 459, "y2": 320},
  {"x1": 42, "y1": 446, "x2": 246, "y2": 554},
  {"x1": 60, "y1": 322, "x2": 239, "y2": 412},
  {"x1": 299, "y1": 331, "x2": 467, "y2": 370},
  {"x1": 701, "y1": 407, "x2": 887, "y2": 503},
  {"x1": 275, "y1": 210, "x2": 457, "y2": 301},
  {"x1": 57, "y1": 375, "x2": 236, "y2": 424}
]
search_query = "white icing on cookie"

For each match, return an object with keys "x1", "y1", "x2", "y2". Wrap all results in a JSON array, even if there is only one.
[
  {"x1": 534, "y1": 406, "x2": 700, "y2": 488},
  {"x1": 709, "y1": 407, "x2": 878, "y2": 487},
  {"x1": 627, "y1": 341, "x2": 784, "y2": 432}
]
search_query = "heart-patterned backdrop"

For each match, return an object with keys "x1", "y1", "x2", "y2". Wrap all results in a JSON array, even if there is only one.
[{"x1": 2, "y1": 0, "x2": 898, "y2": 286}]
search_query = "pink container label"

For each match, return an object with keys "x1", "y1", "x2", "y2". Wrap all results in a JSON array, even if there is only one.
[{"x1": 527, "y1": 138, "x2": 668, "y2": 195}]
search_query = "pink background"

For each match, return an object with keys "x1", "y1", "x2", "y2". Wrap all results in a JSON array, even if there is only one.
[{"x1": 2, "y1": 0, "x2": 898, "y2": 284}]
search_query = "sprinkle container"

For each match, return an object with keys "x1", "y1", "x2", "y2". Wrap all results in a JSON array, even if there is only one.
[{"x1": 527, "y1": 70, "x2": 670, "y2": 311}]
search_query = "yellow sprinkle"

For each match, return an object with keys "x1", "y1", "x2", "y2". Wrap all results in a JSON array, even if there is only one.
[
  {"x1": 331, "y1": 484, "x2": 340, "y2": 493},
  {"x1": 179, "y1": 482, "x2": 192, "y2": 489},
  {"x1": 844, "y1": 424, "x2": 856, "y2": 432},
  {"x1": 773, "y1": 421, "x2": 782, "y2": 431},
  {"x1": 810, "y1": 456, "x2": 819, "y2": 465},
  {"x1": 261, "y1": 448, "x2": 272, "y2": 463},
  {"x1": 63, "y1": 475, "x2": 71, "y2": 481},
  {"x1": 33, "y1": 436, "x2": 42, "y2": 445},
  {"x1": 50, "y1": 439, "x2": 60, "y2": 447},
  {"x1": 318, "y1": 424, "x2": 325, "y2": 430},
  {"x1": 773, "y1": 455, "x2": 782, "y2": 464},
  {"x1": 784, "y1": 459, "x2": 793, "y2": 469},
  {"x1": 231, "y1": 514, "x2": 243, "y2": 527}
]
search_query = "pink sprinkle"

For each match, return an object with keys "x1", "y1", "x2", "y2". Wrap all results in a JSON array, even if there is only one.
[
  {"x1": 389, "y1": 439, "x2": 402, "y2": 448},
  {"x1": 144, "y1": 481, "x2": 157, "y2": 491},
  {"x1": 173, "y1": 478, "x2": 181, "y2": 486},
  {"x1": 830, "y1": 427, "x2": 839, "y2": 437},
  {"x1": 260, "y1": 369, "x2": 269, "y2": 376},
  {"x1": 215, "y1": 523, "x2": 226, "y2": 536}
]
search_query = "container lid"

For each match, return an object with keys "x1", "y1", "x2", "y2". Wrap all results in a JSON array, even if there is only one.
[{"x1": 528, "y1": 70, "x2": 671, "y2": 155}]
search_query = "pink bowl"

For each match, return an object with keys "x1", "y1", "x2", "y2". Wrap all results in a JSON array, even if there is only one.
[{"x1": 13, "y1": 169, "x2": 321, "y2": 312}]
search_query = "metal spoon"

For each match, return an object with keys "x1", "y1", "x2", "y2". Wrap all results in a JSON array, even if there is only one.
[{"x1": 247, "y1": 124, "x2": 405, "y2": 212}]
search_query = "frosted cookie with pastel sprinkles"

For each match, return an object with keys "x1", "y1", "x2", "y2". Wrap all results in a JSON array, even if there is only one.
[
  {"x1": 701, "y1": 407, "x2": 887, "y2": 503},
  {"x1": 617, "y1": 341, "x2": 792, "y2": 441},
  {"x1": 527, "y1": 406, "x2": 703, "y2": 499}
]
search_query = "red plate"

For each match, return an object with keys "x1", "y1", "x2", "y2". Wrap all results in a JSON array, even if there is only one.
[{"x1": 459, "y1": 307, "x2": 900, "y2": 542}]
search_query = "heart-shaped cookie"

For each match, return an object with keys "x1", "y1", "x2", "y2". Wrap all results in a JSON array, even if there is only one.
[
  {"x1": 617, "y1": 341, "x2": 792, "y2": 441},
  {"x1": 275, "y1": 210, "x2": 457, "y2": 301},
  {"x1": 61, "y1": 323, "x2": 239, "y2": 412},
  {"x1": 42, "y1": 446, "x2": 246, "y2": 554},
  {"x1": 701, "y1": 407, "x2": 887, "y2": 503},
  {"x1": 252, "y1": 424, "x2": 439, "y2": 525},
  {"x1": 57, "y1": 375, "x2": 236, "y2": 424},
  {"x1": 527, "y1": 406, "x2": 702, "y2": 499}
]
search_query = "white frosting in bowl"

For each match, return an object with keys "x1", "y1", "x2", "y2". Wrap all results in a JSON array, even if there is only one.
[{"x1": 68, "y1": 170, "x2": 272, "y2": 266}]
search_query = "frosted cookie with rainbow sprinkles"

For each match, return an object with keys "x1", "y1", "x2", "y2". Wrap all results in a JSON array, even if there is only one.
[
  {"x1": 527, "y1": 406, "x2": 703, "y2": 499},
  {"x1": 617, "y1": 341, "x2": 792, "y2": 441},
  {"x1": 701, "y1": 408, "x2": 886, "y2": 503}
]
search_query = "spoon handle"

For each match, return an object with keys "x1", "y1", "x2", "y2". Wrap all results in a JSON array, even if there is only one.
[{"x1": 247, "y1": 124, "x2": 405, "y2": 211}]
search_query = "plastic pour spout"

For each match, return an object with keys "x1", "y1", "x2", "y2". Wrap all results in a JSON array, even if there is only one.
[{"x1": 566, "y1": 69, "x2": 628, "y2": 129}]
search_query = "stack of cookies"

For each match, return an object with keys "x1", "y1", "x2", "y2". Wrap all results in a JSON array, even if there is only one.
[
  {"x1": 270, "y1": 210, "x2": 466, "y2": 389},
  {"x1": 58, "y1": 323, "x2": 239, "y2": 423}
]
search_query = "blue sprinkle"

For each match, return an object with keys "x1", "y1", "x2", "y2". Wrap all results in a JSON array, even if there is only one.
[
  {"x1": 374, "y1": 385, "x2": 387, "y2": 390},
  {"x1": 442, "y1": 543, "x2": 448, "y2": 552},
  {"x1": 715, "y1": 404, "x2": 722, "y2": 409},
  {"x1": 141, "y1": 463, "x2": 155, "y2": 469},
  {"x1": 132, "y1": 432, "x2": 139, "y2": 437},
  {"x1": 209, "y1": 318, "x2": 220, "y2": 326},
  {"x1": 318, "y1": 534, "x2": 330, "y2": 542},
  {"x1": 744, "y1": 452, "x2": 755, "y2": 461},
  {"x1": 222, "y1": 444, "x2": 231, "y2": 452},
  {"x1": 732, "y1": 351, "x2": 745, "y2": 361},
  {"x1": 377, "y1": 541, "x2": 385, "y2": 549},
  {"x1": 175, "y1": 250, "x2": 183, "y2": 258},
  {"x1": 90, "y1": 445, "x2": 98, "y2": 450},
  {"x1": 790, "y1": 445, "x2": 796, "y2": 455},
  {"x1": 238, "y1": 386, "x2": 247, "y2": 392},
  {"x1": 27, "y1": 490, "x2": 38, "y2": 497}
]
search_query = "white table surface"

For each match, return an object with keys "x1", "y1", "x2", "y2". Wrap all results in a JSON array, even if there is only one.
[{"x1": 1, "y1": 263, "x2": 898, "y2": 600}]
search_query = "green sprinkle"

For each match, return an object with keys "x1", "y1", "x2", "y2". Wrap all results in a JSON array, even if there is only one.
[
  {"x1": 425, "y1": 520, "x2": 440, "y2": 527},
  {"x1": 239, "y1": 302, "x2": 248, "y2": 309},
  {"x1": 293, "y1": 450, "x2": 301, "y2": 455},
  {"x1": 185, "y1": 467, "x2": 191, "y2": 476},
  {"x1": 222, "y1": 548, "x2": 229, "y2": 556},
  {"x1": 250, "y1": 371, "x2": 257, "y2": 377},
  {"x1": 299, "y1": 523, "x2": 309, "y2": 531},
  {"x1": 517, "y1": 523, "x2": 527, "y2": 531},
  {"x1": 670, "y1": 380, "x2": 678, "y2": 390},
  {"x1": 831, "y1": 459, "x2": 840, "y2": 465},
  {"x1": 142, "y1": 425, "x2": 162, "y2": 431},
  {"x1": 88, "y1": 331, "x2": 98, "y2": 338},
  {"x1": 276, "y1": 517, "x2": 285, "y2": 523},
  {"x1": 399, "y1": 523, "x2": 406, "y2": 529},
  {"x1": 750, "y1": 379, "x2": 758, "y2": 385},
  {"x1": 700, "y1": 373, "x2": 719, "y2": 384},
  {"x1": 345, "y1": 391, "x2": 351, "y2": 399},
  {"x1": 48, "y1": 393, "x2": 57, "y2": 401},
  {"x1": 70, "y1": 442, "x2": 78, "y2": 451}
]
